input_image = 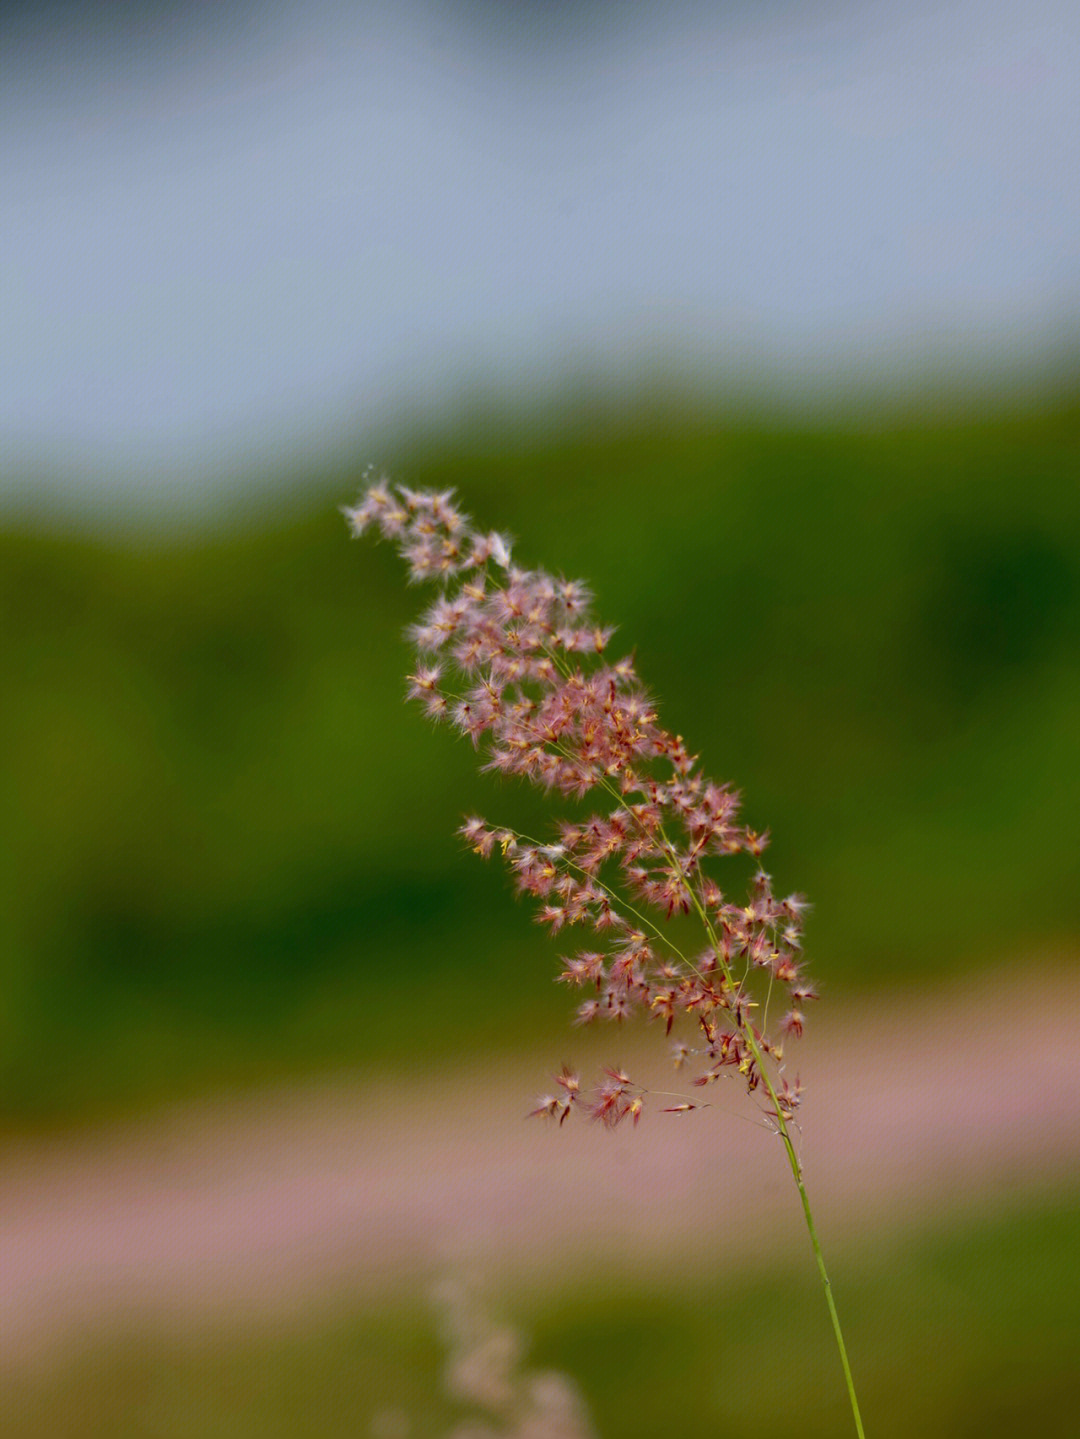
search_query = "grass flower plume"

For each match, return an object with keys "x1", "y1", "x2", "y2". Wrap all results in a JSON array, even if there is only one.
[
  {"x1": 432, "y1": 1277, "x2": 597, "y2": 1438},
  {"x1": 346, "y1": 480, "x2": 867, "y2": 1437}
]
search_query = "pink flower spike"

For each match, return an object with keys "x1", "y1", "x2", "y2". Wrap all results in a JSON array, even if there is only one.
[
  {"x1": 344, "y1": 478, "x2": 820, "y2": 1115},
  {"x1": 346, "y1": 481, "x2": 867, "y2": 1436}
]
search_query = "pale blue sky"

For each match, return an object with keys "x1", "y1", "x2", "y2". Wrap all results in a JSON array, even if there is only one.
[{"x1": 3, "y1": 0, "x2": 1077, "y2": 521}]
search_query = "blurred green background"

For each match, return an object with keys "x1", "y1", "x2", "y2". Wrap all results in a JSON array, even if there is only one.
[
  {"x1": 7, "y1": 1191, "x2": 1078, "y2": 1437},
  {"x1": 3, "y1": 389, "x2": 1079, "y2": 1435},
  {"x1": 4, "y1": 395, "x2": 1079, "y2": 1124}
]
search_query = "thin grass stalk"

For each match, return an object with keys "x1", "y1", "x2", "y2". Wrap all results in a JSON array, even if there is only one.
[{"x1": 345, "y1": 480, "x2": 868, "y2": 1434}]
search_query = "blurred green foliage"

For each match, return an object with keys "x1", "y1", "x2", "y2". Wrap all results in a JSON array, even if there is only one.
[
  {"x1": 2, "y1": 396, "x2": 1079, "y2": 1123},
  {"x1": 6, "y1": 1187, "x2": 1077, "y2": 1437}
]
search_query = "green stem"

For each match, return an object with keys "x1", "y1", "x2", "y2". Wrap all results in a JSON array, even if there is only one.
[
  {"x1": 774, "y1": 1117, "x2": 867, "y2": 1439},
  {"x1": 667, "y1": 834, "x2": 867, "y2": 1438},
  {"x1": 456, "y1": 602, "x2": 867, "y2": 1430},
  {"x1": 525, "y1": 762, "x2": 868, "y2": 1433}
]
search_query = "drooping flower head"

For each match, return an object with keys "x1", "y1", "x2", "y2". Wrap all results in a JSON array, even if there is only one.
[{"x1": 346, "y1": 481, "x2": 814, "y2": 1128}]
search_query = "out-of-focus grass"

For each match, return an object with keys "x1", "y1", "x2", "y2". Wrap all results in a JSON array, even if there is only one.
[
  {"x1": 2, "y1": 396, "x2": 1079, "y2": 1123},
  {"x1": 6, "y1": 1189, "x2": 1078, "y2": 1437}
]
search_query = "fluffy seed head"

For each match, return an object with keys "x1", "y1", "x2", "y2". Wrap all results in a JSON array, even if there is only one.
[{"x1": 347, "y1": 482, "x2": 816, "y2": 1126}]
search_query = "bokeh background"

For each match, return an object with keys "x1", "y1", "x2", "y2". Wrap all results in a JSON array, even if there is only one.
[{"x1": 3, "y1": 2, "x2": 1079, "y2": 1435}]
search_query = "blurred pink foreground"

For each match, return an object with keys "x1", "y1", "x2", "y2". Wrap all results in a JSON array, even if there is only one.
[{"x1": 1, "y1": 964, "x2": 1076, "y2": 1364}]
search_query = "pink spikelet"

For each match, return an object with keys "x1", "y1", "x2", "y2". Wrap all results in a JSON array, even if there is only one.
[{"x1": 344, "y1": 481, "x2": 816, "y2": 1130}]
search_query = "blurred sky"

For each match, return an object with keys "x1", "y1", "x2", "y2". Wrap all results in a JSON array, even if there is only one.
[{"x1": 3, "y1": 0, "x2": 1078, "y2": 522}]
